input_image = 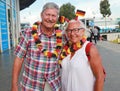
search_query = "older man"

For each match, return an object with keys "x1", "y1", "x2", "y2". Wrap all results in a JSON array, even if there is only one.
[{"x1": 11, "y1": 2, "x2": 64, "y2": 91}]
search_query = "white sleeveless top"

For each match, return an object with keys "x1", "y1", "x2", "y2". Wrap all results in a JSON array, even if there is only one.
[{"x1": 61, "y1": 41, "x2": 95, "y2": 91}]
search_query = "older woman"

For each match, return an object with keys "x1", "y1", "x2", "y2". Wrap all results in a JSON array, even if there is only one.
[{"x1": 60, "y1": 19, "x2": 105, "y2": 91}]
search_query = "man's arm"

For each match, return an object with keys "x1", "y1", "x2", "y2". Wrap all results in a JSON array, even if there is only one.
[{"x1": 11, "y1": 56, "x2": 24, "y2": 91}]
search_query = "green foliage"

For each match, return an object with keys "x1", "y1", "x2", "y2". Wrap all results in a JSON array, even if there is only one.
[
  {"x1": 59, "y1": 3, "x2": 76, "y2": 20},
  {"x1": 118, "y1": 21, "x2": 120, "y2": 28},
  {"x1": 100, "y1": 0, "x2": 111, "y2": 17},
  {"x1": 111, "y1": 38, "x2": 120, "y2": 44}
]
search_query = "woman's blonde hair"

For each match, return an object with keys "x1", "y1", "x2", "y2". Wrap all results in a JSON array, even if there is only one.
[{"x1": 65, "y1": 19, "x2": 85, "y2": 31}]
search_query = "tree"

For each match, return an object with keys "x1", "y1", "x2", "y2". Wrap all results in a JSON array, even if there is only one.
[
  {"x1": 100, "y1": 0, "x2": 111, "y2": 17},
  {"x1": 100, "y1": 0, "x2": 111, "y2": 27},
  {"x1": 118, "y1": 21, "x2": 120, "y2": 28},
  {"x1": 59, "y1": 3, "x2": 76, "y2": 20}
]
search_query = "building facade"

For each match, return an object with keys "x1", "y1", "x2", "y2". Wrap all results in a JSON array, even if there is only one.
[{"x1": 0, "y1": 0, "x2": 20, "y2": 52}]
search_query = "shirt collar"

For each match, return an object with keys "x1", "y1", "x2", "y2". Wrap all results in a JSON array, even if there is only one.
[{"x1": 38, "y1": 25, "x2": 56, "y2": 37}]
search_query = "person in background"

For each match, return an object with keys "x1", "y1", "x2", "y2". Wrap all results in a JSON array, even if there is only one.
[
  {"x1": 86, "y1": 27, "x2": 94, "y2": 42},
  {"x1": 60, "y1": 19, "x2": 105, "y2": 91},
  {"x1": 90, "y1": 28, "x2": 94, "y2": 42},
  {"x1": 93, "y1": 26, "x2": 99, "y2": 44},
  {"x1": 11, "y1": 2, "x2": 64, "y2": 91}
]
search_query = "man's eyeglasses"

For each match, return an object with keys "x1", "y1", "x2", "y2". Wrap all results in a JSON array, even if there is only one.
[{"x1": 66, "y1": 28, "x2": 84, "y2": 33}]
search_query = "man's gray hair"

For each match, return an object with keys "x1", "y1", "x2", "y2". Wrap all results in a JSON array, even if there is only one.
[{"x1": 42, "y1": 2, "x2": 59, "y2": 14}]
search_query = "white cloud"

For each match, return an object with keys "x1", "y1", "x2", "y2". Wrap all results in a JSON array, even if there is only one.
[
  {"x1": 110, "y1": 0, "x2": 120, "y2": 7},
  {"x1": 20, "y1": 0, "x2": 120, "y2": 25}
]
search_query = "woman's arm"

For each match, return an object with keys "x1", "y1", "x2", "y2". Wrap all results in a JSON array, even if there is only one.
[{"x1": 89, "y1": 45, "x2": 105, "y2": 91}]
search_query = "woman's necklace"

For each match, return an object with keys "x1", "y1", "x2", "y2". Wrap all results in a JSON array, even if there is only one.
[
  {"x1": 58, "y1": 38, "x2": 86, "y2": 64},
  {"x1": 31, "y1": 21, "x2": 62, "y2": 58}
]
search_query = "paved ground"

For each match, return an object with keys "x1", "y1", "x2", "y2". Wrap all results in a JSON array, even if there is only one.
[
  {"x1": 97, "y1": 41, "x2": 120, "y2": 53},
  {"x1": 96, "y1": 41, "x2": 120, "y2": 91},
  {"x1": 0, "y1": 41, "x2": 120, "y2": 91}
]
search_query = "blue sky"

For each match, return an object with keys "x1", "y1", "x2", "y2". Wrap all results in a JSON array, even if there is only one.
[{"x1": 20, "y1": 0, "x2": 120, "y2": 25}]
